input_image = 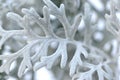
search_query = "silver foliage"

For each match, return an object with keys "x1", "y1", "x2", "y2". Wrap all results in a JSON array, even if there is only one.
[{"x1": 0, "y1": 0, "x2": 119, "y2": 80}]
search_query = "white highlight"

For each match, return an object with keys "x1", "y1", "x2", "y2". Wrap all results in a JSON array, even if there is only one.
[
  {"x1": 89, "y1": 0, "x2": 104, "y2": 11},
  {"x1": 35, "y1": 67, "x2": 55, "y2": 80}
]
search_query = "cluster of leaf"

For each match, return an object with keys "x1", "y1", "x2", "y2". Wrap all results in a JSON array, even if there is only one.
[
  {"x1": 105, "y1": 0, "x2": 120, "y2": 79},
  {"x1": 0, "y1": 0, "x2": 116, "y2": 80}
]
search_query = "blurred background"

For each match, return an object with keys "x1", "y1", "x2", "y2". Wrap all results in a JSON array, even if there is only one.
[{"x1": 0, "y1": 0, "x2": 119, "y2": 80}]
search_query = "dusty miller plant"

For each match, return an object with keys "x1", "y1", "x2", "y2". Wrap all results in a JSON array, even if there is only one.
[{"x1": 0, "y1": 0, "x2": 119, "y2": 80}]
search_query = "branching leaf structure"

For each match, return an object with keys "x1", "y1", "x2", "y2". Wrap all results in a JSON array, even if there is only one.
[
  {"x1": 72, "y1": 61, "x2": 113, "y2": 80},
  {"x1": 0, "y1": 0, "x2": 114, "y2": 80}
]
